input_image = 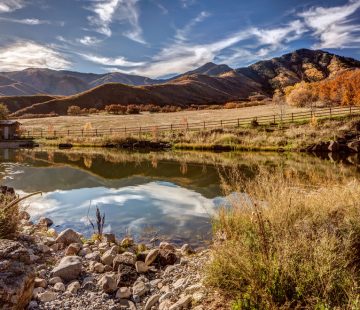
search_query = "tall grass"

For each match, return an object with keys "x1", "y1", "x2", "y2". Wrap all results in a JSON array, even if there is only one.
[{"x1": 206, "y1": 167, "x2": 360, "y2": 309}]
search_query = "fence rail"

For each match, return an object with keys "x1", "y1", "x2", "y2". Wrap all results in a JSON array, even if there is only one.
[{"x1": 21, "y1": 106, "x2": 360, "y2": 139}]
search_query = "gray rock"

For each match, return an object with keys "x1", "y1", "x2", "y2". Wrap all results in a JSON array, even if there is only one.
[
  {"x1": 118, "y1": 299, "x2": 136, "y2": 310},
  {"x1": 34, "y1": 278, "x2": 47, "y2": 288},
  {"x1": 115, "y1": 287, "x2": 132, "y2": 299},
  {"x1": 32, "y1": 287, "x2": 45, "y2": 299},
  {"x1": 85, "y1": 251, "x2": 100, "y2": 262},
  {"x1": 53, "y1": 282, "x2": 65, "y2": 292},
  {"x1": 65, "y1": 243, "x2": 82, "y2": 256},
  {"x1": 55, "y1": 229, "x2": 82, "y2": 246},
  {"x1": 28, "y1": 300, "x2": 39, "y2": 309},
  {"x1": 51, "y1": 256, "x2": 82, "y2": 281},
  {"x1": 132, "y1": 281, "x2": 149, "y2": 297},
  {"x1": 48, "y1": 277, "x2": 62, "y2": 285},
  {"x1": 113, "y1": 252, "x2": 136, "y2": 269},
  {"x1": 101, "y1": 246, "x2": 118, "y2": 266},
  {"x1": 99, "y1": 274, "x2": 117, "y2": 293}
]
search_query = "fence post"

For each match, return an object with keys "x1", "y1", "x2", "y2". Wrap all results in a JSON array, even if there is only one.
[
  {"x1": 330, "y1": 107, "x2": 332, "y2": 119},
  {"x1": 203, "y1": 121, "x2": 205, "y2": 129},
  {"x1": 81, "y1": 129, "x2": 84, "y2": 137},
  {"x1": 291, "y1": 113, "x2": 294, "y2": 122},
  {"x1": 350, "y1": 106, "x2": 352, "y2": 117},
  {"x1": 95, "y1": 129, "x2": 98, "y2": 137},
  {"x1": 273, "y1": 115, "x2": 276, "y2": 124},
  {"x1": 220, "y1": 120, "x2": 223, "y2": 128},
  {"x1": 67, "y1": 130, "x2": 70, "y2": 136},
  {"x1": 170, "y1": 124, "x2": 173, "y2": 131},
  {"x1": 186, "y1": 122, "x2": 189, "y2": 130},
  {"x1": 237, "y1": 118, "x2": 239, "y2": 127}
]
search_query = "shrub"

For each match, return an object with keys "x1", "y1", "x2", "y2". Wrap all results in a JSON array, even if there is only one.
[
  {"x1": 206, "y1": 168, "x2": 360, "y2": 309},
  {"x1": 67, "y1": 105, "x2": 81, "y2": 116},
  {"x1": 89, "y1": 108, "x2": 99, "y2": 114},
  {"x1": 105, "y1": 104, "x2": 127, "y2": 115},
  {"x1": 224, "y1": 102, "x2": 237, "y2": 109},
  {"x1": 126, "y1": 105, "x2": 140, "y2": 114}
]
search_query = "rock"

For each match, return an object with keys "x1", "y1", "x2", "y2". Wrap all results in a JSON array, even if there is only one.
[
  {"x1": 47, "y1": 228, "x2": 58, "y2": 237},
  {"x1": 66, "y1": 281, "x2": 80, "y2": 294},
  {"x1": 82, "y1": 276, "x2": 96, "y2": 291},
  {"x1": 99, "y1": 274, "x2": 117, "y2": 293},
  {"x1": 37, "y1": 290, "x2": 57, "y2": 303},
  {"x1": 145, "y1": 294, "x2": 160, "y2": 310},
  {"x1": 55, "y1": 228, "x2": 82, "y2": 246},
  {"x1": 121, "y1": 237, "x2": 134, "y2": 247},
  {"x1": 158, "y1": 248, "x2": 177, "y2": 266},
  {"x1": 118, "y1": 299, "x2": 136, "y2": 310},
  {"x1": 85, "y1": 251, "x2": 100, "y2": 261},
  {"x1": 32, "y1": 287, "x2": 45, "y2": 299},
  {"x1": 135, "y1": 261, "x2": 149, "y2": 273},
  {"x1": 28, "y1": 300, "x2": 38, "y2": 309},
  {"x1": 159, "y1": 300, "x2": 172, "y2": 310},
  {"x1": 132, "y1": 281, "x2": 149, "y2": 297},
  {"x1": 159, "y1": 292, "x2": 173, "y2": 303},
  {"x1": 0, "y1": 239, "x2": 35, "y2": 309},
  {"x1": 37, "y1": 244, "x2": 50, "y2": 254},
  {"x1": 117, "y1": 264, "x2": 138, "y2": 287},
  {"x1": 101, "y1": 246, "x2": 118, "y2": 266},
  {"x1": 115, "y1": 287, "x2": 132, "y2": 299},
  {"x1": 159, "y1": 242, "x2": 176, "y2": 251},
  {"x1": 93, "y1": 262, "x2": 105, "y2": 273},
  {"x1": 51, "y1": 256, "x2": 82, "y2": 281},
  {"x1": 34, "y1": 278, "x2": 47, "y2": 288},
  {"x1": 53, "y1": 282, "x2": 65, "y2": 292},
  {"x1": 38, "y1": 217, "x2": 53, "y2": 227},
  {"x1": 113, "y1": 252, "x2": 136, "y2": 269},
  {"x1": 169, "y1": 295, "x2": 192, "y2": 310},
  {"x1": 185, "y1": 284, "x2": 203, "y2": 294},
  {"x1": 150, "y1": 279, "x2": 162, "y2": 287},
  {"x1": 145, "y1": 249, "x2": 159, "y2": 266},
  {"x1": 65, "y1": 243, "x2": 82, "y2": 256},
  {"x1": 48, "y1": 277, "x2": 62, "y2": 285},
  {"x1": 50, "y1": 243, "x2": 63, "y2": 252},
  {"x1": 173, "y1": 278, "x2": 187, "y2": 290},
  {"x1": 103, "y1": 233, "x2": 116, "y2": 244},
  {"x1": 79, "y1": 247, "x2": 92, "y2": 257},
  {"x1": 181, "y1": 244, "x2": 194, "y2": 255}
]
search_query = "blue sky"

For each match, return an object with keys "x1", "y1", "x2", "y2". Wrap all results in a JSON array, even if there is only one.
[{"x1": 0, "y1": 0, "x2": 360, "y2": 78}]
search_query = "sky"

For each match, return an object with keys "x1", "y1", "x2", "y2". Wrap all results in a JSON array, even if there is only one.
[{"x1": 0, "y1": 0, "x2": 360, "y2": 78}]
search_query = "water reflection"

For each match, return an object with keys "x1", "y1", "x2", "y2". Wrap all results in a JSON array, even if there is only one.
[{"x1": 1, "y1": 148, "x2": 359, "y2": 246}]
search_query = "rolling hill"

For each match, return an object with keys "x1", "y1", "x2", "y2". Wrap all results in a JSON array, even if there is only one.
[{"x1": 3, "y1": 49, "x2": 360, "y2": 116}]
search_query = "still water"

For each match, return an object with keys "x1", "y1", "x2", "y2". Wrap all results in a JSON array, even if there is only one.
[{"x1": 1, "y1": 148, "x2": 359, "y2": 247}]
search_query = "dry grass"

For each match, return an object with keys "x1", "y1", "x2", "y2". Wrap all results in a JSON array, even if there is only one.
[
  {"x1": 206, "y1": 167, "x2": 360, "y2": 309},
  {"x1": 0, "y1": 191, "x2": 20, "y2": 239},
  {"x1": 18, "y1": 104, "x2": 309, "y2": 132}
]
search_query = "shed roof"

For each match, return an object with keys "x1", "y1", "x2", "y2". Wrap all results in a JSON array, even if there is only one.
[{"x1": 0, "y1": 120, "x2": 21, "y2": 125}]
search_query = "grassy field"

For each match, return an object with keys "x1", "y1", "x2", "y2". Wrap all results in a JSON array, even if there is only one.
[{"x1": 18, "y1": 104, "x2": 310, "y2": 131}]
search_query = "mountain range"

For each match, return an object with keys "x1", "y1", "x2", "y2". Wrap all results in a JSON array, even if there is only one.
[{"x1": 1, "y1": 49, "x2": 360, "y2": 116}]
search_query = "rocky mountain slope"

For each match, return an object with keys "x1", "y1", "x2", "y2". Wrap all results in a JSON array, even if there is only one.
[{"x1": 4, "y1": 49, "x2": 360, "y2": 116}]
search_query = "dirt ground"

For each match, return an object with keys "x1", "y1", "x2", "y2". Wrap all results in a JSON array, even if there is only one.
[{"x1": 18, "y1": 104, "x2": 310, "y2": 131}]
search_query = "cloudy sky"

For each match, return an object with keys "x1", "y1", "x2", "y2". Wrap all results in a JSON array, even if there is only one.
[{"x1": 1, "y1": 0, "x2": 360, "y2": 78}]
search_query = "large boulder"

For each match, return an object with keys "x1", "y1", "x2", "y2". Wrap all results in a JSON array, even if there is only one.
[
  {"x1": 51, "y1": 256, "x2": 82, "y2": 281},
  {"x1": 0, "y1": 239, "x2": 35, "y2": 310},
  {"x1": 55, "y1": 229, "x2": 82, "y2": 246}
]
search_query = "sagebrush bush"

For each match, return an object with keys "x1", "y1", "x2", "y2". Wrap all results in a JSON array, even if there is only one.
[{"x1": 206, "y1": 168, "x2": 360, "y2": 310}]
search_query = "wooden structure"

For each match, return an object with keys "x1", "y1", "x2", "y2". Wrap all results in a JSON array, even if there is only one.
[{"x1": 0, "y1": 120, "x2": 21, "y2": 140}]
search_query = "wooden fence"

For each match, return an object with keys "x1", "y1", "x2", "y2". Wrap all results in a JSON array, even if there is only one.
[{"x1": 21, "y1": 106, "x2": 360, "y2": 139}]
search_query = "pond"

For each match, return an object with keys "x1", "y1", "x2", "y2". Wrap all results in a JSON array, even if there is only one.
[{"x1": 1, "y1": 148, "x2": 359, "y2": 247}]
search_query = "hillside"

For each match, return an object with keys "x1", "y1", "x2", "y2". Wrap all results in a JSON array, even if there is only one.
[
  {"x1": 0, "y1": 75, "x2": 41, "y2": 96},
  {"x1": 237, "y1": 49, "x2": 360, "y2": 92},
  {"x1": 4, "y1": 49, "x2": 360, "y2": 116},
  {"x1": 12, "y1": 73, "x2": 264, "y2": 116},
  {"x1": 0, "y1": 95, "x2": 60, "y2": 113}
]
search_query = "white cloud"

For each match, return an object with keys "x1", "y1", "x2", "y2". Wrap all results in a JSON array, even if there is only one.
[
  {"x1": 0, "y1": 17, "x2": 48, "y2": 25},
  {"x1": 0, "y1": 0, "x2": 25, "y2": 13},
  {"x1": 175, "y1": 11, "x2": 210, "y2": 42},
  {"x1": 80, "y1": 53, "x2": 145, "y2": 67},
  {"x1": 87, "y1": 0, "x2": 145, "y2": 44},
  {"x1": 0, "y1": 41, "x2": 71, "y2": 71},
  {"x1": 180, "y1": 0, "x2": 196, "y2": 8},
  {"x1": 298, "y1": 0, "x2": 360, "y2": 48},
  {"x1": 77, "y1": 36, "x2": 101, "y2": 46}
]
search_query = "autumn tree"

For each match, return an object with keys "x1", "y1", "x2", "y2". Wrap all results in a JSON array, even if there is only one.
[
  {"x1": 0, "y1": 103, "x2": 9, "y2": 120},
  {"x1": 67, "y1": 105, "x2": 81, "y2": 116}
]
